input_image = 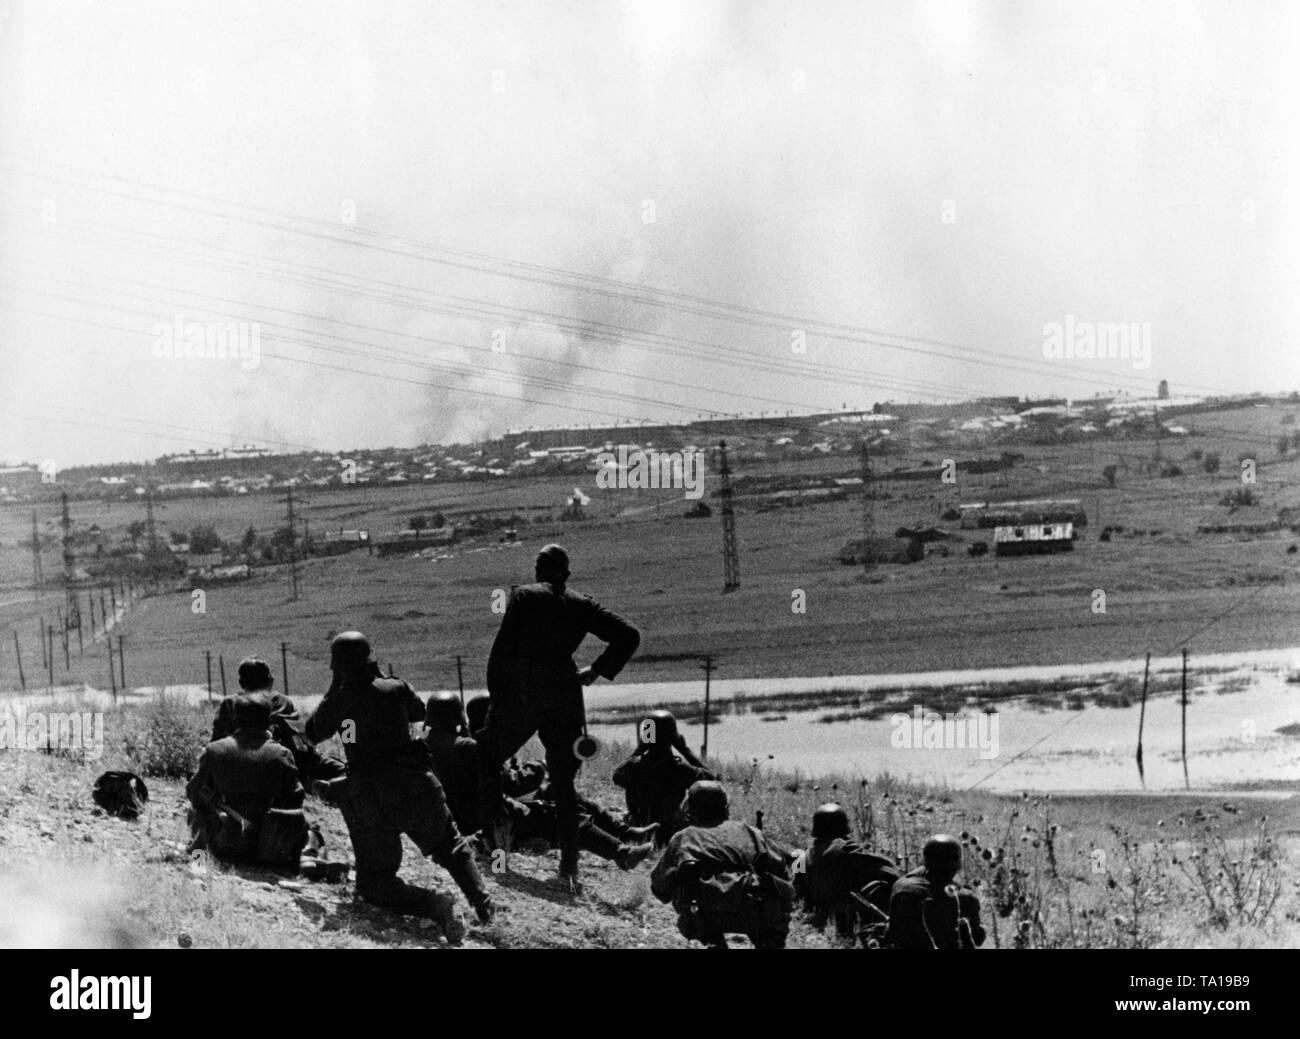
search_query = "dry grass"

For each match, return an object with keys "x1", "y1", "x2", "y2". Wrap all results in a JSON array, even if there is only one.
[{"x1": 2, "y1": 694, "x2": 1296, "y2": 949}]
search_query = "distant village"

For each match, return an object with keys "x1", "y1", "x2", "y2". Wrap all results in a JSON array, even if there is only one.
[{"x1": 1, "y1": 384, "x2": 1285, "y2": 509}]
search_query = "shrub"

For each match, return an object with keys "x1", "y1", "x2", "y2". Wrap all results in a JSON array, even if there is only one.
[{"x1": 118, "y1": 695, "x2": 209, "y2": 778}]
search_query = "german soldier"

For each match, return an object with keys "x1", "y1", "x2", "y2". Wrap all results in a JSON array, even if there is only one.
[
  {"x1": 612, "y1": 709, "x2": 717, "y2": 845},
  {"x1": 650, "y1": 781, "x2": 795, "y2": 949},
  {"x1": 306, "y1": 632, "x2": 494, "y2": 934},
  {"x1": 794, "y1": 802, "x2": 900, "y2": 944},
  {"x1": 476, "y1": 544, "x2": 640, "y2": 889},
  {"x1": 885, "y1": 833, "x2": 986, "y2": 949}
]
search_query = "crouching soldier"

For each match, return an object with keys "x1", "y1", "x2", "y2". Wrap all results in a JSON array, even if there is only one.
[
  {"x1": 187, "y1": 693, "x2": 319, "y2": 871},
  {"x1": 885, "y1": 834, "x2": 986, "y2": 949},
  {"x1": 613, "y1": 710, "x2": 717, "y2": 846},
  {"x1": 794, "y1": 802, "x2": 900, "y2": 945},
  {"x1": 306, "y1": 632, "x2": 494, "y2": 931},
  {"x1": 650, "y1": 781, "x2": 795, "y2": 949}
]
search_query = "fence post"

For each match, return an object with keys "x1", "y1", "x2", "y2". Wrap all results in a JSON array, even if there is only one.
[
  {"x1": 280, "y1": 641, "x2": 290, "y2": 697},
  {"x1": 205, "y1": 650, "x2": 213, "y2": 702},
  {"x1": 219, "y1": 654, "x2": 228, "y2": 697},
  {"x1": 12, "y1": 630, "x2": 25, "y2": 691},
  {"x1": 117, "y1": 634, "x2": 126, "y2": 691}
]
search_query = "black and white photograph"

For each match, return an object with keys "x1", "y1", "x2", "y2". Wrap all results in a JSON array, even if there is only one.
[{"x1": 0, "y1": 0, "x2": 1297, "y2": 993}]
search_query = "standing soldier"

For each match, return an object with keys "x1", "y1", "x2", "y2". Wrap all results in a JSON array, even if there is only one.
[
  {"x1": 613, "y1": 710, "x2": 717, "y2": 845},
  {"x1": 476, "y1": 544, "x2": 640, "y2": 890},
  {"x1": 885, "y1": 834, "x2": 986, "y2": 949},
  {"x1": 650, "y1": 781, "x2": 795, "y2": 949},
  {"x1": 306, "y1": 632, "x2": 494, "y2": 935},
  {"x1": 794, "y1": 802, "x2": 900, "y2": 944}
]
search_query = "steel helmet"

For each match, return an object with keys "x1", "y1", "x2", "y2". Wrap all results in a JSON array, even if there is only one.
[
  {"x1": 329, "y1": 631, "x2": 373, "y2": 672},
  {"x1": 683, "y1": 780, "x2": 729, "y2": 825},
  {"x1": 425, "y1": 691, "x2": 467, "y2": 730},
  {"x1": 638, "y1": 709, "x2": 678, "y2": 749},
  {"x1": 811, "y1": 802, "x2": 851, "y2": 841},
  {"x1": 923, "y1": 834, "x2": 963, "y2": 870}
]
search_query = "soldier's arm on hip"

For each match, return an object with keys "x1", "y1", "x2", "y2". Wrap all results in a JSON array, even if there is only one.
[{"x1": 582, "y1": 599, "x2": 640, "y2": 679}]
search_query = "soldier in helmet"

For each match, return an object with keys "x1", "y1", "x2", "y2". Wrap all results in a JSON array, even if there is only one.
[
  {"x1": 212, "y1": 657, "x2": 346, "y2": 788},
  {"x1": 305, "y1": 632, "x2": 494, "y2": 934},
  {"x1": 427, "y1": 692, "x2": 655, "y2": 868},
  {"x1": 425, "y1": 691, "x2": 545, "y2": 836},
  {"x1": 794, "y1": 802, "x2": 900, "y2": 944},
  {"x1": 885, "y1": 834, "x2": 986, "y2": 949},
  {"x1": 612, "y1": 709, "x2": 717, "y2": 845},
  {"x1": 187, "y1": 693, "x2": 314, "y2": 870},
  {"x1": 476, "y1": 544, "x2": 641, "y2": 889},
  {"x1": 651, "y1": 781, "x2": 795, "y2": 949}
]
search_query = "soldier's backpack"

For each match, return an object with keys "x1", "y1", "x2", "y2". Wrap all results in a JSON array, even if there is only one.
[
  {"x1": 92, "y1": 771, "x2": 149, "y2": 819},
  {"x1": 256, "y1": 807, "x2": 310, "y2": 868},
  {"x1": 683, "y1": 825, "x2": 795, "y2": 940}
]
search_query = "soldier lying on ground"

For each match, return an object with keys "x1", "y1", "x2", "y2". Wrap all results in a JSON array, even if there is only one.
[
  {"x1": 425, "y1": 692, "x2": 656, "y2": 870},
  {"x1": 187, "y1": 693, "x2": 323, "y2": 873},
  {"x1": 794, "y1": 802, "x2": 901, "y2": 945},
  {"x1": 650, "y1": 781, "x2": 796, "y2": 949},
  {"x1": 613, "y1": 710, "x2": 718, "y2": 846},
  {"x1": 212, "y1": 656, "x2": 347, "y2": 789},
  {"x1": 885, "y1": 834, "x2": 986, "y2": 949},
  {"x1": 305, "y1": 632, "x2": 494, "y2": 934}
]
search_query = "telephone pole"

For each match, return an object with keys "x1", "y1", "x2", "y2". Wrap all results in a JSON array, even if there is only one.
[
  {"x1": 60, "y1": 491, "x2": 80, "y2": 630},
  {"x1": 30, "y1": 510, "x2": 43, "y2": 590},
  {"x1": 718, "y1": 441, "x2": 740, "y2": 592},
  {"x1": 283, "y1": 488, "x2": 302, "y2": 600},
  {"x1": 860, "y1": 439, "x2": 875, "y2": 569},
  {"x1": 144, "y1": 480, "x2": 159, "y2": 552}
]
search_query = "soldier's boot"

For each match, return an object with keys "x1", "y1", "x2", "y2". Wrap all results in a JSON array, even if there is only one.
[
  {"x1": 438, "y1": 839, "x2": 496, "y2": 925},
  {"x1": 622, "y1": 822, "x2": 659, "y2": 844},
  {"x1": 427, "y1": 889, "x2": 467, "y2": 945},
  {"x1": 615, "y1": 842, "x2": 656, "y2": 871}
]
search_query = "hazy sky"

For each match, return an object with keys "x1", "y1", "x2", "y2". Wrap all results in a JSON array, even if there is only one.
[{"x1": 1, "y1": 0, "x2": 1297, "y2": 465}]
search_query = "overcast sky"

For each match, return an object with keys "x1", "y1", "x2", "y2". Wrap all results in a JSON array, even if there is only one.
[{"x1": 1, "y1": 0, "x2": 1297, "y2": 466}]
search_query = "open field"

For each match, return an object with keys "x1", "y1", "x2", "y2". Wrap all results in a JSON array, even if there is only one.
[
  {"x1": 3, "y1": 693, "x2": 1299, "y2": 949},
  {"x1": 3, "y1": 406, "x2": 1299, "y2": 700}
]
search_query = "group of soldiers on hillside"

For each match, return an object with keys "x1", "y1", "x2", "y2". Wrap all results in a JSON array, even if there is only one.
[{"x1": 186, "y1": 544, "x2": 984, "y2": 948}]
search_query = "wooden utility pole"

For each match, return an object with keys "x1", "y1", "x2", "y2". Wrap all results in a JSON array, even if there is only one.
[
  {"x1": 700, "y1": 654, "x2": 716, "y2": 758},
  {"x1": 1180, "y1": 648, "x2": 1190, "y2": 790},
  {"x1": 455, "y1": 655, "x2": 465, "y2": 706},
  {"x1": 13, "y1": 630, "x2": 25, "y2": 690},
  {"x1": 861, "y1": 440, "x2": 875, "y2": 569},
  {"x1": 117, "y1": 635, "x2": 126, "y2": 690},
  {"x1": 1135, "y1": 652, "x2": 1150, "y2": 787},
  {"x1": 280, "y1": 641, "x2": 290, "y2": 696},
  {"x1": 283, "y1": 490, "x2": 302, "y2": 600},
  {"x1": 107, "y1": 635, "x2": 117, "y2": 702},
  {"x1": 30, "y1": 510, "x2": 43, "y2": 589},
  {"x1": 218, "y1": 654, "x2": 228, "y2": 697},
  {"x1": 45, "y1": 624, "x2": 54, "y2": 689}
]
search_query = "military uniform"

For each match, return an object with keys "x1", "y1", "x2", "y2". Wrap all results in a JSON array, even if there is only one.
[
  {"x1": 306, "y1": 666, "x2": 491, "y2": 920},
  {"x1": 651, "y1": 819, "x2": 795, "y2": 948},
  {"x1": 214, "y1": 693, "x2": 347, "y2": 784},
  {"x1": 795, "y1": 837, "x2": 900, "y2": 938},
  {"x1": 885, "y1": 866, "x2": 986, "y2": 949},
  {"x1": 186, "y1": 722, "x2": 307, "y2": 866},
  {"x1": 477, "y1": 579, "x2": 639, "y2": 873},
  {"x1": 426, "y1": 726, "x2": 545, "y2": 835},
  {"x1": 613, "y1": 748, "x2": 717, "y2": 844}
]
